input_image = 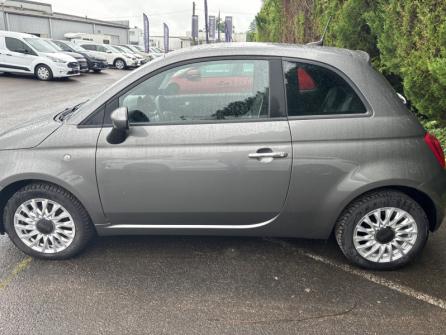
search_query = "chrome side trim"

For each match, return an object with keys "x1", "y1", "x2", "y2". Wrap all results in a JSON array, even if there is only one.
[{"x1": 104, "y1": 215, "x2": 279, "y2": 230}]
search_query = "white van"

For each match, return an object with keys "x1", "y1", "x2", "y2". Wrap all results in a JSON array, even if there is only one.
[
  {"x1": 0, "y1": 31, "x2": 80, "y2": 80},
  {"x1": 72, "y1": 40, "x2": 139, "y2": 70}
]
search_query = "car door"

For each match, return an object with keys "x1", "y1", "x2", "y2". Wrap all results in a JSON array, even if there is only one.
[
  {"x1": 95, "y1": 58, "x2": 292, "y2": 228},
  {"x1": 1, "y1": 37, "x2": 36, "y2": 73}
]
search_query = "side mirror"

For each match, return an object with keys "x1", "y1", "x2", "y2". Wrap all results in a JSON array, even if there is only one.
[{"x1": 107, "y1": 107, "x2": 129, "y2": 144}]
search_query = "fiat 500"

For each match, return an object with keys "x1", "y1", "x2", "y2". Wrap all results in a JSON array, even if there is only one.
[{"x1": 0, "y1": 43, "x2": 445, "y2": 270}]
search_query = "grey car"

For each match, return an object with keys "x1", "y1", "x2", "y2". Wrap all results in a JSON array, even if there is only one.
[{"x1": 0, "y1": 43, "x2": 445, "y2": 270}]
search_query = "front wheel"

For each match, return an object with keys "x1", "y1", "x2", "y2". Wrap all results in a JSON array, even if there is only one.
[
  {"x1": 35, "y1": 64, "x2": 53, "y2": 81},
  {"x1": 335, "y1": 190, "x2": 429, "y2": 270},
  {"x1": 93, "y1": 69, "x2": 102, "y2": 73},
  {"x1": 4, "y1": 183, "x2": 95, "y2": 259},
  {"x1": 114, "y1": 59, "x2": 126, "y2": 70}
]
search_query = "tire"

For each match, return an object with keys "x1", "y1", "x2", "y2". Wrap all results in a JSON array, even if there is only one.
[
  {"x1": 335, "y1": 190, "x2": 429, "y2": 270},
  {"x1": 114, "y1": 58, "x2": 126, "y2": 70},
  {"x1": 93, "y1": 69, "x2": 102, "y2": 73},
  {"x1": 4, "y1": 183, "x2": 95, "y2": 260},
  {"x1": 35, "y1": 64, "x2": 53, "y2": 81}
]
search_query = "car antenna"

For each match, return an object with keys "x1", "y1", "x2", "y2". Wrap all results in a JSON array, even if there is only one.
[{"x1": 307, "y1": 16, "x2": 332, "y2": 46}]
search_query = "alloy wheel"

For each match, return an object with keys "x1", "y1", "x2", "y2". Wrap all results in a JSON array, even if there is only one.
[
  {"x1": 353, "y1": 207, "x2": 418, "y2": 263},
  {"x1": 14, "y1": 198, "x2": 76, "y2": 254},
  {"x1": 115, "y1": 60, "x2": 125, "y2": 70}
]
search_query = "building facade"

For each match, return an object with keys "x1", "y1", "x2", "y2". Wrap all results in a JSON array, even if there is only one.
[{"x1": 0, "y1": 0, "x2": 129, "y2": 44}]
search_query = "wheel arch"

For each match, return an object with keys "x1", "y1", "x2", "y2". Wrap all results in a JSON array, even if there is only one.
[
  {"x1": 0, "y1": 178, "x2": 96, "y2": 235},
  {"x1": 331, "y1": 184, "x2": 438, "y2": 236}
]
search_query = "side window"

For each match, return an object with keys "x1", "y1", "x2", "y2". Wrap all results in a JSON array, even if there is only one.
[
  {"x1": 118, "y1": 59, "x2": 270, "y2": 124},
  {"x1": 284, "y1": 61, "x2": 367, "y2": 116},
  {"x1": 5, "y1": 37, "x2": 34, "y2": 55},
  {"x1": 82, "y1": 44, "x2": 96, "y2": 51},
  {"x1": 97, "y1": 45, "x2": 107, "y2": 53}
]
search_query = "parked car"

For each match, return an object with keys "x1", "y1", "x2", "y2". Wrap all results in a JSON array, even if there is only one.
[
  {"x1": 112, "y1": 45, "x2": 148, "y2": 65},
  {"x1": 51, "y1": 40, "x2": 108, "y2": 73},
  {"x1": 52, "y1": 40, "x2": 108, "y2": 73},
  {"x1": 120, "y1": 44, "x2": 159, "y2": 59},
  {"x1": 0, "y1": 31, "x2": 80, "y2": 80},
  {"x1": 0, "y1": 43, "x2": 444, "y2": 270},
  {"x1": 42, "y1": 39, "x2": 88, "y2": 73},
  {"x1": 76, "y1": 42, "x2": 139, "y2": 70}
]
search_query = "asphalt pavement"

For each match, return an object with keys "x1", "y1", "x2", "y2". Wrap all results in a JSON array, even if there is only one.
[{"x1": 0, "y1": 69, "x2": 445, "y2": 335}]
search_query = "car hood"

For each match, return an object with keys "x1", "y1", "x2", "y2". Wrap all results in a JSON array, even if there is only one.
[
  {"x1": 42, "y1": 52, "x2": 77, "y2": 62},
  {"x1": 63, "y1": 51, "x2": 85, "y2": 60},
  {"x1": 0, "y1": 112, "x2": 62, "y2": 150},
  {"x1": 82, "y1": 50, "x2": 106, "y2": 61}
]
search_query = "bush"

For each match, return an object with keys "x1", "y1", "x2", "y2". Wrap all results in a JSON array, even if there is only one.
[{"x1": 254, "y1": 0, "x2": 446, "y2": 124}]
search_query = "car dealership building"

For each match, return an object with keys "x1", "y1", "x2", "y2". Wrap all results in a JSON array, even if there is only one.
[{"x1": 0, "y1": 0, "x2": 129, "y2": 44}]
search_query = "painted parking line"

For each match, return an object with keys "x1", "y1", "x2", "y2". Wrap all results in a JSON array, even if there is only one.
[
  {"x1": 265, "y1": 238, "x2": 446, "y2": 311},
  {"x1": 0, "y1": 257, "x2": 32, "y2": 290}
]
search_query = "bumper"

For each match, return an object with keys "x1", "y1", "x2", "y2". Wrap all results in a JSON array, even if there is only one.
[
  {"x1": 79, "y1": 61, "x2": 89, "y2": 72},
  {"x1": 89, "y1": 61, "x2": 109, "y2": 71},
  {"x1": 127, "y1": 60, "x2": 140, "y2": 68},
  {"x1": 52, "y1": 63, "x2": 80, "y2": 78}
]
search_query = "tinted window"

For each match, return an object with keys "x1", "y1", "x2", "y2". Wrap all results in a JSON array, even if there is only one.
[
  {"x1": 5, "y1": 37, "x2": 34, "y2": 54},
  {"x1": 284, "y1": 61, "x2": 367, "y2": 116},
  {"x1": 118, "y1": 59, "x2": 270, "y2": 124},
  {"x1": 81, "y1": 44, "x2": 96, "y2": 51}
]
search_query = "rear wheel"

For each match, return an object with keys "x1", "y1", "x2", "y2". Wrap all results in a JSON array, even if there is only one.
[
  {"x1": 4, "y1": 183, "x2": 95, "y2": 259},
  {"x1": 335, "y1": 190, "x2": 429, "y2": 270},
  {"x1": 35, "y1": 64, "x2": 53, "y2": 81}
]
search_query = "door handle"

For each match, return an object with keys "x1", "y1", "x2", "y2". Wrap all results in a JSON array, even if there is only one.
[{"x1": 248, "y1": 152, "x2": 288, "y2": 159}]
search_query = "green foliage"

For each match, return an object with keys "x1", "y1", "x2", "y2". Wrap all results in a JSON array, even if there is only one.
[
  {"x1": 255, "y1": 0, "x2": 283, "y2": 42},
  {"x1": 253, "y1": 0, "x2": 446, "y2": 125}
]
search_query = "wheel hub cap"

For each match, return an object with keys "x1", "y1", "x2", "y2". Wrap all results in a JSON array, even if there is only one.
[
  {"x1": 353, "y1": 207, "x2": 418, "y2": 263},
  {"x1": 36, "y1": 219, "x2": 55, "y2": 235},
  {"x1": 14, "y1": 198, "x2": 76, "y2": 254}
]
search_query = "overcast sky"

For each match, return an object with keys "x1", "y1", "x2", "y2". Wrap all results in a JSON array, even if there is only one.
[{"x1": 45, "y1": 0, "x2": 262, "y2": 36}]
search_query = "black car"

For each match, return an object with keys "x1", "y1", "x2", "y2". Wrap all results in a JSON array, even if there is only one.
[{"x1": 52, "y1": 40, "x2": 109, "y2": 73}]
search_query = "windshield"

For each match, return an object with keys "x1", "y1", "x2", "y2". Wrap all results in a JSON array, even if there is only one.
[
  {"x1": 44, "y1": 40, "x2": 63, "y2": 51},
  {"x1": 24, "y1": 38, "x2": 59, "y2": 53},
  {"x1": 113, "y1": 45, "x2": 127, "y2": 53},
  {"x1": 56, "y1": 40, "x2": 86, "y2": 53},
  {"x1": 106, "y1": 45, "x2": 121, "y2": 53},
  {"x1": 134, "y1": 45, "x2": 145, "y2": 52}
]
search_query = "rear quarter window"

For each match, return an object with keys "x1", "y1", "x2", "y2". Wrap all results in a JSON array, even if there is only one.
[{"x1": 284, "y1": 61, "x2": 367, "y2": 117}]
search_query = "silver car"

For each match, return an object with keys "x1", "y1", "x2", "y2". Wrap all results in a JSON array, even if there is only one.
[{"x1": 0, "y1": 43, "x2": 445, "y2": 270}]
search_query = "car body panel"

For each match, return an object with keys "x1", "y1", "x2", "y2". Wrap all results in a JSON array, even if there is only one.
[
  {"x1": 0, "y1": 124, "x2": 107, "y2": 231},
  {"x1": 0, "y1": 112, "x2": 61, "y2": 150},
  {"x1": 96, "y1": 120, "x2": 292, "y2": 227}
]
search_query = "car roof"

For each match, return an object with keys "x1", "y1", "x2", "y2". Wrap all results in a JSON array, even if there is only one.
[
  {"x1": 164, "y1": 42, "x2": 370, "y2": 65},
  {"x1": 0, "y1": 30, "x2": 38, "y2": 39}
]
